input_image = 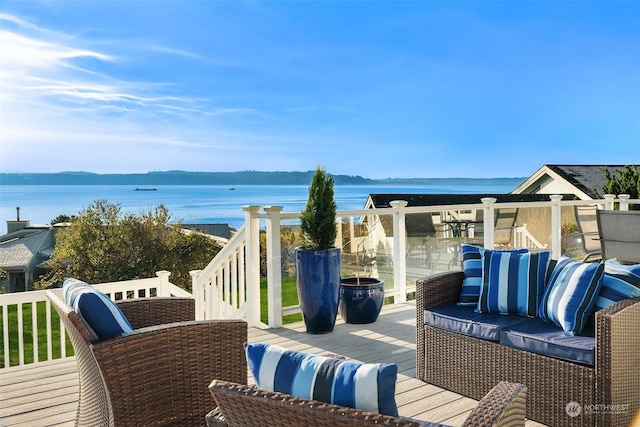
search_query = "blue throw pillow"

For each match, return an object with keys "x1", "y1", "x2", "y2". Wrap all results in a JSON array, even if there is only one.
[
  {"x1": 458, "y1": 245, "x2": 528, "y2": 306},
  {"x1": 538, "y1": 257, "x2": 604, "y2": 335},
  {"x1": 593, "y1": 259, "x2": 640, "y2": 312},
  {"x1": 63, "y1": 278, "x2": 133, "y2": 340},
  {"x1": 476, "y1": 249, "x2": 550, "y2": 317},
  {"x1": 63, "y1": 277, "x2": 91, "y2": 307},
  {"x1": 245, "y1": 343, "x2": 398, "y2": 417}
]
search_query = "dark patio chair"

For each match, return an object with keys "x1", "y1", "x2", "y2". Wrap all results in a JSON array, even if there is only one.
[
  {"x1": 574, "y1": 205, "x2": 602, "y2": 262},
  {"x1": 208, "y1": 379, "x2": 527, "y2": 427},
  {"x1": 596, "y1": 209, "x2": 640, "y2": 264},
  {"x1": 46, "y1": 289, "x2": 247, "y2": 427},
  {"x1": 494, "y1": 207, "x2": 518, "y2": 248}
]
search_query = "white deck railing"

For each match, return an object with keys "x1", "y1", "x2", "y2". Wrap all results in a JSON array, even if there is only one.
[
  {"x1": 2, "y1": 194, "x2": 637, "y2": 368},
  {"x1": 0, "y1": 271, "x2": 190, "y2": 368},
  {"x1": 189, "y1": 194, "x2": 637, "y2": 329}
]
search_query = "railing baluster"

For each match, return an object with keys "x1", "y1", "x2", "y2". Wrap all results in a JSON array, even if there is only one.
[
  {"x1": 239, "y1": 245, "x2": 246, "y2": 308},
  {"x1": 32, "y1": 301, "x2": 38, "y2": 362},
  {"x1": 2, "y1": 304, "x2": 9, "y2": 368},
  {"x1": 17, "y1": 303, "x2": 24, "y2": 366},
  {"x1": 46, "y1": 300, "x2": 52, "y2": 361}
]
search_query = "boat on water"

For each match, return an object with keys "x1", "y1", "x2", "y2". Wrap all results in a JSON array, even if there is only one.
[
  {"x1": 229, "y1": 186, "x2": 236, "y2": 191},
  {"x1": 134, "y1": 188, "x2": 157, "y2": 191}
]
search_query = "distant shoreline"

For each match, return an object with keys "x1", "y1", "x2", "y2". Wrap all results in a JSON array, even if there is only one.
[{"x1": 0, "y1": 171, "x2": 525, "y2": 186}]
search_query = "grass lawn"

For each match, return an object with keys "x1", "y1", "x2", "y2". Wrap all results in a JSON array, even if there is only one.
[
  {"x1": 260, "y1": 275, "x2": 302, "y2": 325},
  {"x1": 0, "y1": 301, "x2": 74, "y2": 367}
]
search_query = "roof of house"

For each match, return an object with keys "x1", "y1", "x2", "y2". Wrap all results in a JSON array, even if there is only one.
[
  {"x1": 0, "y1": 229, "x2": 49, "y2": 269},
  {"x1": 547, "y1": 164, "x2": 631, "y2": 198},
  {"x1": 512, "y1": 164, "x2": 633, "y2": 199},
  {"x1": 365, "y1": 193, "x2": 563, "y2": 209},
  {"x1": 182, "y1": 223, "x2": 232, "y2": 239},
  {"x1": 364, "y1": 193, "x2": 569, "y2": 237}
]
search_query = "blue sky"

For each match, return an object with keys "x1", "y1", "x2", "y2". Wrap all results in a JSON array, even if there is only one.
[{"x1": 1, "y1": 1, "x2": 638, "y2": 179}]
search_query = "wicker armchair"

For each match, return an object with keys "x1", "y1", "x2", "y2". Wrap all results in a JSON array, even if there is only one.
[
  {"x1": 416, "y1": 271, "x2": 640, "y2": 427},
  {"x1": 46, "y1": 290, "x2": 248, "y2": 427},
  {"x1": 208, "y1": 379, "x2": 527, "y2": 427}
]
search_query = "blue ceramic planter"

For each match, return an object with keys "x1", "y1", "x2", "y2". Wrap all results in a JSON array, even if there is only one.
[
  {"x1": 339, "y1": 277, "x2": 385, "y2": 324},
  {"x1": 295, "y1": 247, "x2": 341, "y2": 334}
]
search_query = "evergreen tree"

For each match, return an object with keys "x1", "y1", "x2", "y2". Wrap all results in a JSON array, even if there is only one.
[
  {"x1": 595, "y1": 164, "x2": 639, "y2": 210},
  {"x1": 299, "y1": 167, "x2": 337, "y2": 251}
]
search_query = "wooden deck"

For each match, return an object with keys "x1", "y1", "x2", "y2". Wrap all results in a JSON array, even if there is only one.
[{"x1": 0, "y1": 302, "x2": 545, "y2": 426}]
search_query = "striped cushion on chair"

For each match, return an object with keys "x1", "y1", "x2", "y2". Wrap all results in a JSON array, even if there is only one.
[
  {"x1": 476, "y1": 249, "x2": 550, "y2": 316},
  {"x1": 538, "y1": 257, "x2": 604, "y2": 335},
  {"x1": 244, "y1": 343, "x2": 398, "y2": 417},
  {"x1": 62, "y1": 278, "x2": 133, "y2": 340},
  {"x1": 458, "y1": 244, "x2": 528, "y2": 306},
  {"x1": 63, "y1": 277, "x2": 91, "y2": 307},
  {"x1": 594, "y1": 259, "x2": 640, "y2": 311}
]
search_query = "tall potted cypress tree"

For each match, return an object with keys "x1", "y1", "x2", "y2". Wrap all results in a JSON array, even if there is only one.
[{"x1": 295, "y1": 166, "x2": 340, "y2": 334}]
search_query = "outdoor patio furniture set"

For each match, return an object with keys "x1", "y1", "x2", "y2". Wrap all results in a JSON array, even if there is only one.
[
  {"x1": 48, "y1": 278, "x2": 528, "y2": 426},
  {"x1": 46, "y1": 209, "x2": 639, "y2": 427},
  {"x1": 416, "y1": 237, "x2": 640, "y2": 426}
]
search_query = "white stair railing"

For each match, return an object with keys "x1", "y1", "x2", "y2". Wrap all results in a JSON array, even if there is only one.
[
  {"x1": 514, "y1": 225, "x2": 547, "y2": 249},
  {"x1": 190, "y1": 224, "x2": 248, "y2": 321},
  {"x1": 190, "y1": 205, "x2": 263, "y2": 324}
]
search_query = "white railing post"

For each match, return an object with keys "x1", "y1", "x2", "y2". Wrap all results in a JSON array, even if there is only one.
[
  {"x1": 349, "y1": 217, "x2": 356, "y2": 253},
  {"x1": 389, "y1": 200, "x2": 408, "y2": 303},
  {"x1": 335, "y1": 217, "x2": 344, "y2": 252},
  {"x1": 243, "y1": 205, "x2": 262, "y2": 327},
  {"x1": 190, "y1": 269, "x2": 203, "y2": 320},
  {"x1": 604, "y1": 194, "x2": 616, "y2": 210},
  {"x1": 618, "y1": 194, "x2": 631, "y2": 211},
  {"x1": 264, "y1": 206, "x2": 283, "y2": 328},
  {"x1": 549, "y1": 195, "x2": 563, "y2": 260},
  {"x1": 481, "y1": 197, "x2": 496, "y2": 248},
  {"x1": 155, "y1": 270, "x2": 171, "y2": 297}
]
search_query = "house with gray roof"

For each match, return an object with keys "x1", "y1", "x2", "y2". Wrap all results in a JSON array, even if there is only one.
[
  {"x1": 0, "y1": 218, "x2": 59, "y2": 293},
  {"x1": 511, "y1": 164, "x2": 633, "y2": 199}
]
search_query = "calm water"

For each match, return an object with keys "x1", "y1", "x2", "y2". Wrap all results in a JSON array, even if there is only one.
[{"x1": 0, "y1": 182, "x2": 519, "y2": 235}]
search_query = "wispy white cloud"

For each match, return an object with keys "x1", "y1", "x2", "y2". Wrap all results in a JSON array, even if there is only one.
[{"x1": 0, "y1": 12, "x2": 271, "y2": 173}]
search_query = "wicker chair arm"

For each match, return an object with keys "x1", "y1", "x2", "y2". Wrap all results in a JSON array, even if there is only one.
[
  {"x1": 208, "y1": 380, "x2": 422, "y2": 427},
  {"x1": 116, "y1": 297, "x2": 195, "y2": 329},
  {"x1": 462, "y1": 381, "x2": 527, "y2": 427},
  {"x1": 415, "y1": 271, "x2": 464, "y2": 382},
  {"x1": 92, "y1": 319, "x2": 247, "y2": 426},
  {"x1": 595, "y1": 296, "x2": 640, "y2": 426},
  {"x1": 416, "y1": 271, "x2": 464, "y2": 310}
]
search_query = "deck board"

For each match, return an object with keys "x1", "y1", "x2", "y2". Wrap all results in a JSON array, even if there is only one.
[{"x1": 0, "y1": 302, "x2": 545, "y2": 426}]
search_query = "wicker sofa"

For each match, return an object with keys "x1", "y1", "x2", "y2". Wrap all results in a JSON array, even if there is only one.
[
  {"x1": 207, "y1": 379, "x2": 527, "y2": 427},
  {"x1": 416, "y1": 270, "x2": 640, "y2": 427},
  {"x1": 47, "y1": 289, "x2": 248, "y2": 427}
]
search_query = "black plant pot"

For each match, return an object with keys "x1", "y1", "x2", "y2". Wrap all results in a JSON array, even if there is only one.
[
  {"x1": 295, "y1": 247, "x2": 341, "y2": 334},
  {"x1": 339, "y1": 277, "x2": 385, "y2": 324}
]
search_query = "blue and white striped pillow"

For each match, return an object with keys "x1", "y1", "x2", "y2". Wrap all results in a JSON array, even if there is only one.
[
  {"x1": 63, "y1": 277, "x2": 91, "y2": 307},
  {"x1": 476, "y1": 249, "x2": 550, "y2": 316},
  {"x1": 593, "y1": 260, "x2": 640, "y2": 312},
  {"x1": 62, "y1": 278, "x2": 133, "y2": 340},
  {"x1": 245, "y1": 343, "x2": 398, "y2": 417},
  {"x1": 458, "y1": 245, "x2": 528, "y2": 306},
  {"x1": 538, "y1": 257, "x2": 604, "y2": 335}
]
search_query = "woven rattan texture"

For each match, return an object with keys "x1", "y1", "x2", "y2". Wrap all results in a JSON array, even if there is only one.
[
  {"x1": 416, "y1": 272, "x2": 640, "y2": 427},
  {"x1": 209, "y1": 380, "x2": 527, "y2": 427},
  {"x1": 47, "y1": 291, "x2": 248, "y2": 427}
]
